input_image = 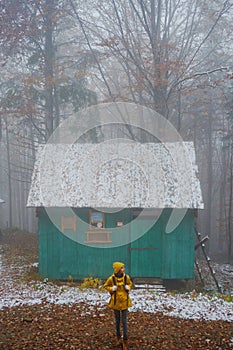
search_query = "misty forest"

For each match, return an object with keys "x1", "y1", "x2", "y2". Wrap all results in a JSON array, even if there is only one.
[{"x1": 0, "y1": 0, "x2": 233, "y2": 264}]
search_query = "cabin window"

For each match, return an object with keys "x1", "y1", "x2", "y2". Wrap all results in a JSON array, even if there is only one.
[
  {"x1": 89, "y1": 210, "x2": 104, "y2": 229},
  {"x1": 84, "y1": 209, "x2": 112, "y2": 244},
  {"x1": 116, "y1": 220, "x2": 124, "y2": 228},
  {"x1": 61, "y1": 215, "x2": 77, "y2": 232}
]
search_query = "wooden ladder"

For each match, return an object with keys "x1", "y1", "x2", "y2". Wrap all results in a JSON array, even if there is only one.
[{"x1": 195, "y1": 230, "x2": 222, "y2": 293}]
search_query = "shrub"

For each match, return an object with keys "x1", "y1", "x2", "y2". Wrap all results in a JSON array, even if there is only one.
[{"x1": 80, "y1": 275, "x2": 104, "y2": 289}]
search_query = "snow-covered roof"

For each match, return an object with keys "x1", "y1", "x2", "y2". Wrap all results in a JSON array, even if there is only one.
[{"x1": 27, "y1": 142, "x2": 204, "y2": 208}]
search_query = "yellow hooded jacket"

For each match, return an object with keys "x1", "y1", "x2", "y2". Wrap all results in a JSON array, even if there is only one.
[{"x1": 104, "y1": 274, "x2": 133, "y2": 310}]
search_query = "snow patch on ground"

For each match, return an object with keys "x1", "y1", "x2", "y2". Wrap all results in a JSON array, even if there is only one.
[
  {"x1": 0, "y1": 261, "x2": 232, "y2": 322},
  {"x1": 0, "y1": 251, "x2": 233, "y2": 322}
]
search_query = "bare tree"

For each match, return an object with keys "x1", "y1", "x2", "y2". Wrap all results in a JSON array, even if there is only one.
[
  {"x1": 70, "y1": 0, "x2": 232, "y2": 118},
  {"x1": 68, "y1": 0, "x2": 233, "y2": 260}
]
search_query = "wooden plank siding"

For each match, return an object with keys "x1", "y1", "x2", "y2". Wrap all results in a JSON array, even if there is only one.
[
  {"x1": 38, "y1": 208, "x2": 195, "y2": 280},
  {"x1": 161, "y1": 209, "x2": 195, "y2": 279}
]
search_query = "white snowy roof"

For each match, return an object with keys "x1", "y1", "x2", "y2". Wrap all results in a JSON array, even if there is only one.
[{"x1": 27, "y1": 142, "x2": 204, "y2": 208}]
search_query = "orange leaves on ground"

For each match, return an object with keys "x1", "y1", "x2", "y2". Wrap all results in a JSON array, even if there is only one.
[{"x1": 0, "y1": 304, "x2": 232, "y2": 349}]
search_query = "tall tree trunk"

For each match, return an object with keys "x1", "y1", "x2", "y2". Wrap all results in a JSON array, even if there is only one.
[
  {"x1": 5, "y1": 118, "x2": 12, "y2": 227},
  {"x1": 227, "y1": 151, "x2": 233, "y2": 263},
  {"x1": 53, "y1": 85, "x2": 60, "y2": 129},
  {"x1": 206, "y1": 96, "x2": 213, "y2": 247},
  {"x1": 219, "y1": 145, "x2": 227, "y2": 255},
  {"x1": 0, "y1": 115, "x2": 2, "y2": 141},
  {"x1": 150, "y1": 0, "x2": 168, "y2": 116},
  {"x1": 44, "y1": 0, "x2": 55, "y2": 140}
]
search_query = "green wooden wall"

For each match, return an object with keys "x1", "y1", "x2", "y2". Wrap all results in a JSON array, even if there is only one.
[
  {"x1": 38, "y1": 208, "x2": 195, "y2": 280},
  {"x1": 161, "y1": 209, "x2": 195, "y2": 279}
]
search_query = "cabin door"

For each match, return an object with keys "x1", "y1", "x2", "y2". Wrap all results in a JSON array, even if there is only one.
[{"x1": 129, "y1": 221, "x2": 162, "y2": 278}]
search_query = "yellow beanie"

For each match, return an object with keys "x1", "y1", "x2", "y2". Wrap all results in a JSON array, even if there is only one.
[{"x1": 113, "y1": 261, "x2": 124, "y2": 274}]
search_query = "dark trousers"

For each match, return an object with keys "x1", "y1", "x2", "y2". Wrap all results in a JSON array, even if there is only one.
[{"x1": 114, "y1": 309, "x2": 128, "y2": 340}]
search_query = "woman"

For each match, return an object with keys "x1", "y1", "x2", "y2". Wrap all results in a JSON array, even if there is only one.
[{"x1": 104, "y1": 261, "x2": 133, "y2": 349}]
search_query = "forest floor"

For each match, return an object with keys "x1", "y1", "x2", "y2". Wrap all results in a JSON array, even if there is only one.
[{"x1": 0, "y1": 229, "x2": 232, "y2": 350}]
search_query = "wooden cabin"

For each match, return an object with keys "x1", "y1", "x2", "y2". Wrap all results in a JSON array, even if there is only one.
[{"x1": 27, "y1": 142, "x2": 203, "y2": 280}]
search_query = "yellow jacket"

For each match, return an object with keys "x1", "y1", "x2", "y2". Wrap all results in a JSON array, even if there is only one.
[{"x1": 104, "y1": 274, "x2": 133, "y2": 310}]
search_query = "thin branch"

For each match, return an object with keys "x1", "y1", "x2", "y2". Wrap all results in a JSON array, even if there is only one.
[
  {"x1": 176, "y1": 66, "x2": 232, "y2": 86},
  {"x1": 69, "y1": 0, "x2": 113, "y2": 98}
]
